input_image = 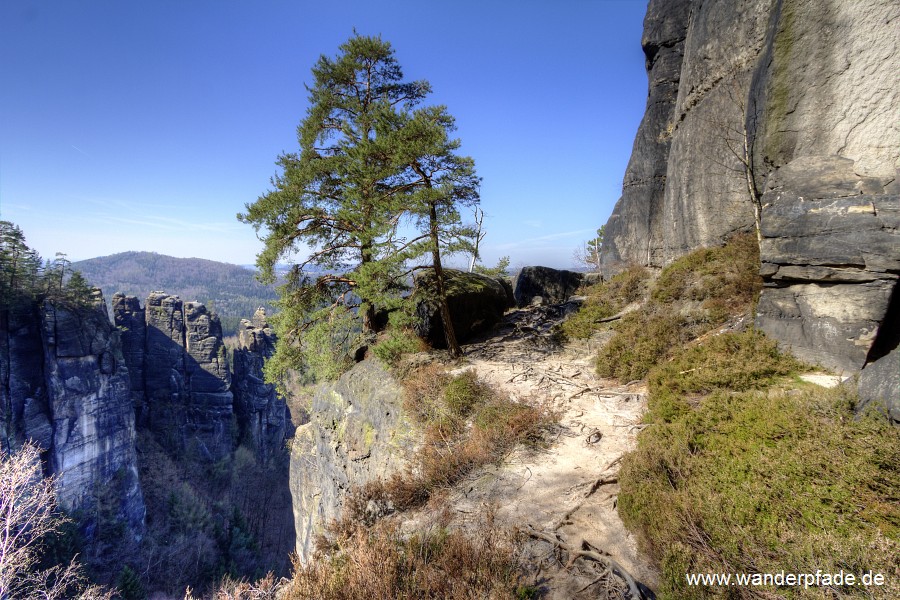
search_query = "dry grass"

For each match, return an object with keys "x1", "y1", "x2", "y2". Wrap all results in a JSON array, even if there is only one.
[
  {"x1": 283, "y1": 513, "x2": 531, "y2": 600},
  {"x1": 389, "y1": 367, "x2": 555, "y2": 510}
]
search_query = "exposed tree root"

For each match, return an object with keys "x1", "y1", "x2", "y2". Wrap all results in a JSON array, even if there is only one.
[{"x1": 521, "y1": 525, "x2": 655, "y2": 599}]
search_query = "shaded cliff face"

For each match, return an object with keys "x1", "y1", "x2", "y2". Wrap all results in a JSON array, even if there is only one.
[
  {"x1": 0, "y1": 292, "x2": 145, "y2": 536},
  {"x1": 289, "y1": 360, "x2": 415, "y2": 562},
  {"x1": 602, "y1": 0, "x2": 899, "y2": 416},
  {"x1": 114, "y1": 292, "x2": 235, "y2": 461},
  {"x1": 232, "y1": 308, "x2": 291, "y2": 462}
]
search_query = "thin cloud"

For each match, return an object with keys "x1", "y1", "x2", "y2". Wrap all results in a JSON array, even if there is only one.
[{"x1": 493, "y1": 228, "x2": 593, "y2": 250}]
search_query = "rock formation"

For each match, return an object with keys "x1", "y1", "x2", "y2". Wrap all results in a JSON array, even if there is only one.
[
  {"x1": 601, "y1": 0, "x2": 899, "y2": 417},
  {"x1": 289, "y1": 360, "x2": 415, "y2": 562},
  {"x1": 232, "y1": 308, "x2": 291, "y2": 462},
  {"x1": 413, "y1": 269, "x2": 511, "y2": 347},
  {"x1": 1, "y1": 291, "x2": 145, "y2": 537},
  {"x1": 513, "y1": 266, "x2": 583, "y2": 307},
  {"x1": 114, "y1": 292, "x2": 235, "y2": 461},
  {"x1": 112, "y1": 294, "x2": 147, "y2": 426}
]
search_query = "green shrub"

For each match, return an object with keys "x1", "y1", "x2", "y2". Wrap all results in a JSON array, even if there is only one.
[
  {"x1": 595, "y1": 307, "x2": 687, "y2": 381},
  {"x1": 372, "y1": 328, "x2": 424, "y2": 366},
  {"x1": 594, "y1": 234, "x2": 763, "y2": 383},
  {"x1": 618, "y1": 386, "x2": 900, "y2": 599},
  {"x1": 646, "y1": 330, "x2": 805, "y2": 422},
  {"x1": 652, "y1": 232, "x2": 760, "y2": 312},
  {"x1": 560, "y1": 265, "x2": 649, "y2": 340}
]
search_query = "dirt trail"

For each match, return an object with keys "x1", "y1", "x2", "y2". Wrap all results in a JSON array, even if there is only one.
[{"x1": 449, "y1": 304, "x2": 658, "y2": 597}]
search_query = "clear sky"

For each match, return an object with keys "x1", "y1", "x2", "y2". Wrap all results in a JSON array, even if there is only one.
[{"x1": 1, "y1": 0, "x2": 648, "y2": 270}]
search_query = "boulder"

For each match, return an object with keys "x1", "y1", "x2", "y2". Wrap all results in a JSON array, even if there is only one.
[
  {"x1": 513, "y1": 266, "x2": 583, "y2": 307},
  {"x1": 413, "y1": 269, "x2": 510, "y2": 348}
]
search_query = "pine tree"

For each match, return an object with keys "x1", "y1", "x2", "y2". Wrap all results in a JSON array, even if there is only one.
[
  {"x1": 397, "y1": 105, "x2": 480, "y2": 357},
  {"x1": 240, "y1": 34, "x2": 480, "y2": 378},
  {"x1": 0, "y1": 221, "x2": 43, "y2": 303}
]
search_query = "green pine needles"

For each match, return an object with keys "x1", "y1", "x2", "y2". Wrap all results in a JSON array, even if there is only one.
[{"x1": 240, "y1": 34, "x2": 480, "y2": 383}]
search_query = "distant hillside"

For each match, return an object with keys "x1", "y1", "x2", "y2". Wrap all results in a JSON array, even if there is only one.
[{"x1": 73, "y1": 252, "x2": 278, "y2": 335}]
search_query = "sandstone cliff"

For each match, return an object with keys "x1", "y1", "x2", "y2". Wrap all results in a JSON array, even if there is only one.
[
  {"x1": 1, "y1": 291, "x2": 145, "y2": 537},
  {"x1": 289, "y1": 360, "x2": 415, "y2": 562},
  {"x1": 115, "y1": 292, "x2": 235, "y2": 461},
  {"x1": 233, "y1": 308, "x2": 292, "y2": 462},
  {"x1": 601, "y1": 0, "x2": 899, "y2": 418}
]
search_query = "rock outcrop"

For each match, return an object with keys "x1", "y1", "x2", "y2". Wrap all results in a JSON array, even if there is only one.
[
  {"x1": 232, "y1": 308, "x2": 291, "y2": 462},
  {"x1": 602, "y1": 0, "x2": 899, "y2": 273},
  {"x1": 601, "y1": 0, "x2": 899, "y2": 416},
  {"x1": 112, "y1": 295, "x2": 147, "y2": 426},
  {"x1": 414, "y1": 269, "x2": 511, "y2": 347},
  {"x1": 1, "y1": 292, "x2": 145, "y2": 537},
  {"x1": 114, "y1": 292, "x2": 235, "y2": 461},
  {"x1": 513, "y1": 266, "x2": 583, "y2": 307},
  {"x1": 289, "y1": 360, "x2": 415, "y2": 562}
]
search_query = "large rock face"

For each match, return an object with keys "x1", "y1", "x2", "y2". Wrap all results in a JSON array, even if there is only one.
[
  {"x1": 233, "y1": 308, "x2": 291, "y2": 462},
  {"x1": 0, "y1": 292, "x2": 145, "y2": 537},
  {"x1": 115, "y1": 292, "x2": 235, "y2": 461},
  {"x1": 112, "y1": 294, "x2": 147, "y2": 426},
  {"x1": 602, "y1": 0, "x2": 899, "y2": 273},
  {"x1": 289, "y1": 360, "x2": 415, "y2": 562},
  {"x1": 601, "y1": 0, "x2": 899, "y2": 417}
]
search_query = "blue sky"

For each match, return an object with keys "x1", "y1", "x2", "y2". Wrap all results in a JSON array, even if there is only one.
[{"x1": 1, "y1": 0, "x2": 648, "y2": 269}]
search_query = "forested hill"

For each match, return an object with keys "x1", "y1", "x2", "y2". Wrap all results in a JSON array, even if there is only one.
[{"x1": 73, "y1": 252, "x2": 277, "y2": 335}]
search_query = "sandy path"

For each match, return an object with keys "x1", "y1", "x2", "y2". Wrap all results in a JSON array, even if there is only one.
[{"x1": 446, "y1": 305, "x2": 658, "y2": 597}]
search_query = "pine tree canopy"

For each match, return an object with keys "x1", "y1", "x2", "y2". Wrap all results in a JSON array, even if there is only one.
[{"x1": 239, "y1": 34, "x2": 480, "y2": 380}]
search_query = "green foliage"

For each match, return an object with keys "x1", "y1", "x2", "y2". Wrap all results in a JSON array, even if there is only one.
[
  {"x1": 1, "y1": 222, "x2": 98, "y2": 310},
  {"x1": 239, "y1": 33, "x2": 480, "y2": 378},
  {"x1": 116, "y1": 565, "x2": 144, "y2": 600},
  {"x1": 574, "y1": 225, "x2": 604, "y2": 270},
  {"x1": 596, "y1": 308, "x2": 688, "y2": 381},
  {"x1": 371, "y1": 328, "x2": 423, "y2": 366},
  {"x1": 646, "y1": 330, "x2": 805, "y2": 422},
  {"x1": 560, "y1": 265, "x2": 649, "y2": 340},
  {"x1": 618, "y1": 386, "x2": 900, "y2": 599},
  {"x1": 443, "y1": 370, "x2": 489, "y2": 417},
  {"x1": 0, "y1": 220, "x2": 44, "y2": 304},
  {"x1": 593, "y1": 234, "x2": 762, "y2": 381},
  {"x1": 651, "y1": 232, "x2": 760, "y2": 309},
  {"x1": 473, "y1": 255, "x2": 510, "y2": 277}
]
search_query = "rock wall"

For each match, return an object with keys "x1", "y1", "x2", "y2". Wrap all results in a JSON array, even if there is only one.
[
  {"x1": 114, "y1": 292, "x2": 235, "y2": 461},
  {"x1": 601, "y1": 0, "x2": 899, "y2": 416},
  {"x1": 0, "y1": 292, "x2": 145, "y2": 537},
  {"x1": 289, "y1": 360, "x2": 415, "y2": 562},
  {"x1": 232, "y1": 308, "x2": 291, "y2": 462}
]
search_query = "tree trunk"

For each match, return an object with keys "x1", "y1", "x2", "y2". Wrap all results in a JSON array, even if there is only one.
[
  {"x1": 359, "y1": 243, "x2": 381, "y2": 334},
  {"x1": 430, "y1": 202, "x2": 461, "y2": 357}
]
